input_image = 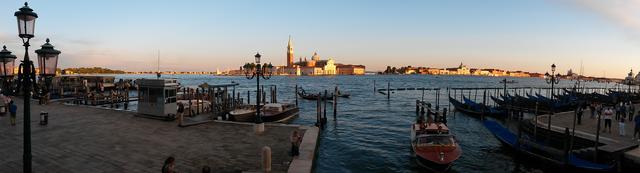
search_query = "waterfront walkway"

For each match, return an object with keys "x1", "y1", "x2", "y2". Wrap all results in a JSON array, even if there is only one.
[
  {"x1": 536, "y1": 110, "x2": 640, "y2": 165},
  {"x1": 0, "y1": 98, "x2": 316, "y2": 172}
]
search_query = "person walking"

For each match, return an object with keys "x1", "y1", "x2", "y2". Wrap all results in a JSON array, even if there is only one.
[
  {"x1": 634, "y1": 112, "x2": 640, "y2": 141},
  {"x1": 177, "y1": 102, "x2": 185, "y2": 126},
  {"x1": 162, "y1": 156, "x2": 178, "y2": 173},
  {"x1": 589, "y1": 103, "x2": 596, "y2": 119},
  {"x1": 290, "y1": 130, "x2": 302, "y2": 156},
  {"x1": 629, "y1": 102, "x2": 635, "y2": 121},
  {"x1": 604, "y1": 107, "x2": 613, "y2": 133},
  {"x1": 577, "y1": 105, "x2": 584, "y2": 125},
  {"x1": 9, "y1": 100, "x2": 16, "y2": 126},
  {"x1": 619, "y1": 115, "x2": 626, "y2": 136}
]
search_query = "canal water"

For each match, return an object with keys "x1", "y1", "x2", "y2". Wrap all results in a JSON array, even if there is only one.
[{"x1": 117, "y1": 74, "x2": 614, "y2": 173}]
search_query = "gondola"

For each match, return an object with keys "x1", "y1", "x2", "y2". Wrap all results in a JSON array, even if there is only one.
[
  {"x1": 483, "y1": 120, "x2": 615, "y2": 172},
  {"x1": 297, "y1": 88, "x2": 334, "y2": 100},
  {"x1": 449, "y1": 97, "x2": 506, "y2": 118}
]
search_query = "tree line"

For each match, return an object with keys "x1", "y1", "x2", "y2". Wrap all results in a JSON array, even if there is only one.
[{"x1": 63, "y1": 67, "x2": 126, "y2": 74}]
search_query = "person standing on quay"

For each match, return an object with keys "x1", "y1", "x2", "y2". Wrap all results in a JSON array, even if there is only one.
[
  {"x1": 576, "y1": 104, "x2": 584, "y2": 125},
  {"x1": 634, "y1": 112, "x2": 640, "y2": 141},
  {"x1": 604, "y1": 107, "x2": 613, "y2": 133},
  {"x1": 619, "y1": 115, "x2": 626, "y2": 136},
  {"x1": 628, "y1": 102, "x2": 635, "y2": 121},
  {"x1": 9, "y1": 100, "x2": 16, "y2": 126},
  {"x1": 589, "y1": 103, "x2": 596, "y2": 119}
]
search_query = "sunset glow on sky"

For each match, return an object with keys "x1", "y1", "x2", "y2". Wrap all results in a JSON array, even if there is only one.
[{"x1": 1, "y1": 0, "x2": 640, "y2": 77}]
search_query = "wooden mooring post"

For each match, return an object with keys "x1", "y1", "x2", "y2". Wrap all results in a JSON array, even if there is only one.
[
  {"x1": 447, "y1": 88, "x2": 451, "y2": 113},
  {"x1": 373, "y1": 80, "x2": 376, "y2": 93},
  {"x1": 323, "y1": 90, "x2": 328, "y2": 123},
  {"x1": 333, "y1": 86, "x2": 338, "y2": 121},
  {"x1": 387, "y1": 82, "x2": 390, "y2": 100},
  {"x1": 295, "y1": 85, "x2": 298, "y2": 106},
  {"x1": 316, "y1": 92, "x2": 323, "y2": 128}
]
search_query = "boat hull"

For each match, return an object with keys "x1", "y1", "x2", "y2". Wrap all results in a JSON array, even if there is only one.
[
  {"x1": 263, "y1": 107, "x2": 300, "y2": 123},
  {"x1": 415, "y1": 154, "x2": 453, "y2": 172}
]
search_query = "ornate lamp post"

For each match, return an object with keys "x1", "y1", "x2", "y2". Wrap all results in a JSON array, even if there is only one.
[
  {"x1": 544, "y1": 64, "x2": 561, "y2": 131},
  {"x1": 0, "y1": 46, "x2": 17, "y2": 95},
  {"x1": 35, "y1": 38, "x2": 62, "y2": 100},
  {"x1": 243, "y1": 53, "x2": 273, "y2": 124},
  {"x1": 625, "y1": 69, "x2": 634, "y2": 94},
  {"x1": 14, "y1": 2, "x2": 38, "y2": 172}
]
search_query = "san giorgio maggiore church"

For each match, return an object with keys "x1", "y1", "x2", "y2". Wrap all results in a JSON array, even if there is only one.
[{"x1": 273, "y1": 37, "x2": 365, "y2": 75}]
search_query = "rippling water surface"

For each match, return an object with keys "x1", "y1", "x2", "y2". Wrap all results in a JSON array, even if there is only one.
[{"x1": 116, "y1": 74, "x2": 614, "y2": 173}]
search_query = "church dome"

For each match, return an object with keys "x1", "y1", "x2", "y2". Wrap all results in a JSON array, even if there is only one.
[{"x1": 312, "y1": 52, "x2": 320, "y2": 61}]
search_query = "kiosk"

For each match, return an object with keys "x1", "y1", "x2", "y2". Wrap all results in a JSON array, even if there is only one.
[{"x1": 137, "y1": 78, "x2": 178, "y2": 120}]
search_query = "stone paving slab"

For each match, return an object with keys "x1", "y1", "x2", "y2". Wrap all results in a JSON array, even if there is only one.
[{"x1": 0, "y1": 98, "x2": 311, "y2": 173}]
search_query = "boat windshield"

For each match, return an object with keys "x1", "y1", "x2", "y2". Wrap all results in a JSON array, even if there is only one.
[{"x1": 417, "y1": 135, "x2": 455, "y2": 146}]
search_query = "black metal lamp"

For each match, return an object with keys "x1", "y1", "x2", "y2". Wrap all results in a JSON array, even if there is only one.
[
  {"x1": 0, "y1": 46, "x2": 17, "y2": 78},
  {"x1": 35, "y1": 38, "x2": 61, "y2": 77},
  {"x1": 15, "y1": 2, "x2": 37, "y2": 39},
  {"x1": 14, "y1": 2, "x2": 38, "y2": 172},
  {"x1": 0, "y1": 46, "x2": 17, "y2": 95}
]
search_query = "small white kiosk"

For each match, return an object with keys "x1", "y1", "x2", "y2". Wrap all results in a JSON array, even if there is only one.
[{"x1": 136, "y1": 78, "x2": 178, "y2": 120}]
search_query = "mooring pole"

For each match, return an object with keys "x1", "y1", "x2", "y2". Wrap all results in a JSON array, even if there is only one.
[
  {"x1": 232, "y1": 85, "x2": 236, "y2": 108},
  {"x1": 447, "y1": 88, "x2": 451, "y2": 113},
  {"x1": 387, "y1": 82, "x2": 390, "y2": 100},
  {"x1": 436, "y1": 89, "x2": 440, "y2": 109},
  {"x1": 373, "y1": 80, "x2": 376, "y2": 93},
  {"x1": 421, "y1": 89, "x2": 425, "y2": 102},
  {"x1": 481, "y1": 90, "x2": 486, "y2": 120},
  {"x1": 323, "y1": 90, "x2": 328, "y2": 123},
  {"x1": 295, "y1": 85, "x2": 298, "y2": 106},
  {"x1": 333, "y1": 86, "x2": 338, "y2": 121},
  {"x1": 247, "y1": 90, "x2": 250, "y2": 105},
  {"x1": 316, "y1": 93, "x2": 321, "y2": 127}
]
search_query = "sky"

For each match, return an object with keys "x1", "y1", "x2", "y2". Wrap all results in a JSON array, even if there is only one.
[{"x1": 1, "y1": 0, "x2": 640, "y2": 78}]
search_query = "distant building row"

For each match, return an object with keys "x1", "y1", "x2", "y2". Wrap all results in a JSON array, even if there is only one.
[{"x1": 394, "y1": 63, "x2": 544, "y2": 78}]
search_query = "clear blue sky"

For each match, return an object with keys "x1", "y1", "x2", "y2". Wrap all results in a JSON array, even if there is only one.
[{"x1": 0, "y1": 0, "x2": 639, "y2": 77}]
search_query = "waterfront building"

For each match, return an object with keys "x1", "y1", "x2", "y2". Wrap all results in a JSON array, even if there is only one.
[
  {"x1": 507, "y1": 71, "x2": 530, "y2": 77},
  {"x1": 337, "y1": 64, "x2": 365, "y2": 75},
  {"x1": 484, "y1": 69, "x2": 506, "y2": 76},
  {"x1": 446, "y1": 63, "x2": 470, "y2": 75},
  {"x1": 272, "y1": 36, "x2": 363, "y2": 76}
]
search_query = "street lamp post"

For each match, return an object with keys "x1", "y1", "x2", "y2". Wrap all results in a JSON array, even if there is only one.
[
  {"x1": 0, "y1": 46, "x2": 17, "y2": 95},
  {"x1": 545, "y1": 64, "x2": 560, "y2": 131},
  {"x1": 243, "y1": 53, "x2": 273, "y2": 124},
  {"x1": 35, "y1": 38, "x2": 62, "y2": 103},
  {"x1": 626, "y1": 69, "x2": 634, "y2": 94},
  {"x1": 14, "y1": 2, "x2": 38, "y2": 172}
]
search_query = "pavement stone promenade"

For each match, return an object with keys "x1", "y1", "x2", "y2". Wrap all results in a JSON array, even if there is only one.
[
  {"x1": 0, "y1": 98, "x2": 307, "y2": 173},
  {"x1": 536, "y1": 106, "x2": 640, "y2": 164}
]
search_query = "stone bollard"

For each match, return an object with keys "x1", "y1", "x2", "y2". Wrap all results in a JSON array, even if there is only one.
[
  {"x1": 255, "y1": 123, "x2": 265, "y2": 135},
  {"x1": 262, "y1": 146, "x2": 272, "y2": 173}
]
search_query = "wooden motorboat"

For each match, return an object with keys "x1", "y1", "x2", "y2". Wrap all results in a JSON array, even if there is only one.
[
  {"x1": 231, "y1": 103, "x2": 299, "y2": 123},
  {"x1": 261, "y1": 103, "x2": 300, "y2": 123},
  {"x1": 411, "y1": 122, "x2": 462, "y2": 172},
  {"x1": 229, "y1": 106, "x2": 256, "y2": 122}
]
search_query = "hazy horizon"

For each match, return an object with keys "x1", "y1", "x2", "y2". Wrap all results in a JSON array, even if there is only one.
[{"x1": 1, "y1": 0, "x2": 640, "y2": 78}]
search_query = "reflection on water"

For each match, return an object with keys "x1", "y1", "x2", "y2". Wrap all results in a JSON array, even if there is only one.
[{"x1": 114, "y1": 74, "x2": 611, "y2": 173}]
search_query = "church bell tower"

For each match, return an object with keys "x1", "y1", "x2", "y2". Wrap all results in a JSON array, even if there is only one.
[{"x1": 287, "y1": 36, "x2": 294, "y2": 67}]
